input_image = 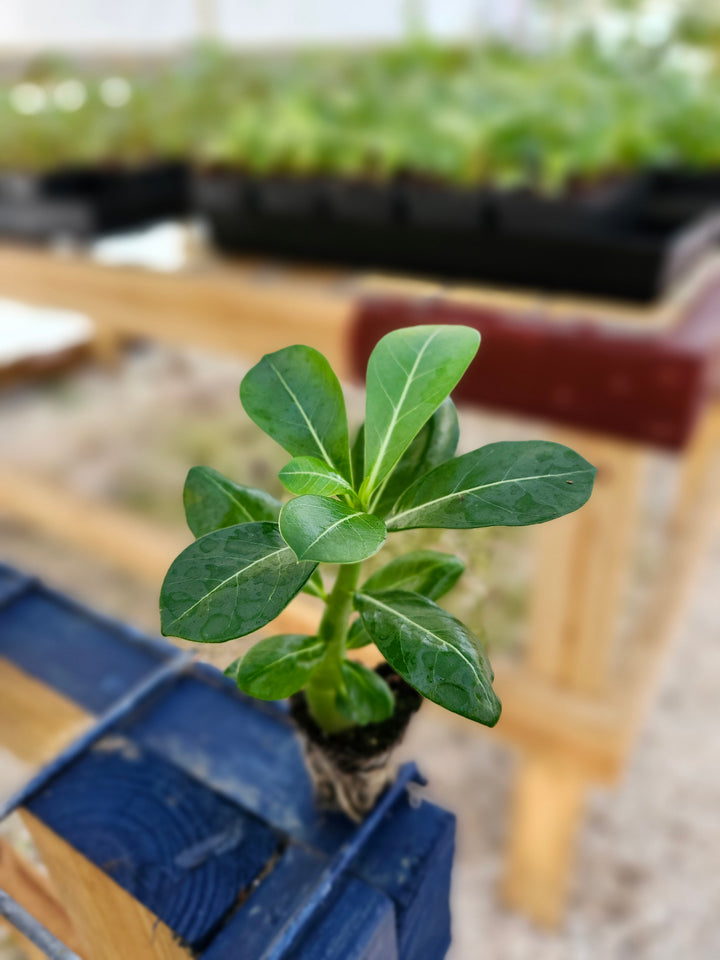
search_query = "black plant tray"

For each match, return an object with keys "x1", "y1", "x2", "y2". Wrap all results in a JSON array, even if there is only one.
[
  {"x1": 196, "y1": 170, "x2": 720, "y2": 303},
  {"x1": 0, "y1": 161, "x2": 190, "y2": 242},
  {"x1": 643, "y1": 168, "x2": 720, "y2": 230}
]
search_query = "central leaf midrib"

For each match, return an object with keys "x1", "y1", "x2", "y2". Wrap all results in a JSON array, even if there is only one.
[
  {"x1": 169, "y1": 544, "x2": 293, "y2": 626},
  {"x1": 357, "y1": 592, "x2": 482, "y2": 686},
  {"x1": 269, "y1": 361, "x2": 336, "y2": 470},
  {"x1": 389, "y1": 467, "x2": 590, "y2": 527},
  {"x1": 365, "y1": 330, "x2": 439, "y2": 495},
  {"x1": 302, "y1": 511, "x2": 364, "y2": 555},
  {"x1": 205, "y1": 472, "x2": 256, "y2": 522},
  {"x1": 249, "y1": 640, "x2": 325, "y2": 676}
]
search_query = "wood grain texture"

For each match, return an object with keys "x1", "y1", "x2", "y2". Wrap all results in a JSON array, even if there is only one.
[
  {"x1": 22, "y1": 809, "x2": 190, "y2": 960},
  {"x1": 26, "y1": 735, "x2": 278, "y2": 951},
  {"x1": 0, "y1": 569, "x2": 455, "y2": 957},
  {"x1": 0, "y1": 837, "x2": 81, "y2": 956}
]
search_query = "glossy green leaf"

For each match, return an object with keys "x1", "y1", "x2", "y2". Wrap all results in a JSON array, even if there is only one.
[
  {"x1": 350, "y1": 423, "x2": 365, "y2": 489},
  {"x1": 361, "y1": 325, "x2": 479, "y2": 499},
  {"x1": 184, "y1": 466, "x2": 281, "y2": 537},
  {"x1": 362, "y1": 550, "x2": 464, "y2": 600},
  {"x1": 336, "y1": 660, "x2": 395, "y2": 725},
  {"x1": 240, "y1": 344, "x2": 351, "y2": 479},
  {"x1": 355, "y1": 590, "x2": 501, "y2": 726},
  {"x1": 233, "y1": 634, "x2": 326, "y2": 700},
  {"x1": 388, "y1": 441, "x2": 596, "y2": 531},
  {"x1": 279, "y1": 457, "x2": 354, "y2": 498},
  {"x1": 279, "y1": 496, "x2": 386, "y2": 563},
  {"x1": 160, "y1": 521, "x2": 316, "y2": 642},
  {"x1": 370, "y1": 398, "x2": 460, "y2": 515}
]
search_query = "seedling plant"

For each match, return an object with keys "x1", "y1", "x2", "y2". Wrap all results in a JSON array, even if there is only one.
[{"x1": 160, "y1": 325, "x2": 595, "y2": 806}]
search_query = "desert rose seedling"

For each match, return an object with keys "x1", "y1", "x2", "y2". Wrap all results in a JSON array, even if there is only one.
[{"x1": 160, "y1": 325, "x2": 595, "y2": 812}]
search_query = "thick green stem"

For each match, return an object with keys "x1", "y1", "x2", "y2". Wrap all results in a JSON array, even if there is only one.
[{"x1": 305, "y1": 561, "x2": 363, "y2": 733}]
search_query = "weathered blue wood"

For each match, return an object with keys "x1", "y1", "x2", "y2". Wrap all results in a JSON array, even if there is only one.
[
  {"x1": 0, "y1": 650, "x2": 192, "y2": 822},
  {"x1": 123, "y1": 668, "x2": 455, "y2": 957},
  {"x1": 358, "y1": 803, "x2": 455, "y2": 960},
  {"x1": 0, "y1": 566, "x2": 455, "y2": 959},
  {"x1": 0, "y1": 564, "x2": 34, "y2": 609},
  {"x1": 124, "y1": 670, "x2": 351, "y2": 850},
  {"x1": 0, "y1": 583, "x2": 173, "y2": 712},
  {"x1": 27, "y1": 736, "x2": 279, "y2": 951},
  {"x1": 202, "y1": 846, "x2": 398, "y2": 960}
]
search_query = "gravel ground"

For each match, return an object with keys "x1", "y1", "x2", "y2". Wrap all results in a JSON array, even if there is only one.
[{"x1": 1, "y1": 345, "x2": 718, "y2": 959}]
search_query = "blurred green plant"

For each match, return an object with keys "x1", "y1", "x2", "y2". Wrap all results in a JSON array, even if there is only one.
[{"x1": 1, "y1": 34, "x2": 719, "y2": 189}]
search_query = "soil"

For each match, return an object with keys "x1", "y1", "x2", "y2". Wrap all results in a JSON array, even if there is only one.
[{"x1": 288, "y1": 663, "x2": 422, "y2": 772}]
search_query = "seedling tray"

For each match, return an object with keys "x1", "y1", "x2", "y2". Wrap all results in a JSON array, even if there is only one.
[
  {"x1": 643, "y1": 168, "x2": 720, "y2": 230},
  {"x1": 0, "y1": 563, "x2": 455, "y2": 960},
  {"x1": 196, "y1": 170, "x2": 720, "y2": 302},
  {"x1": 0, "y1": 162, "x2": 190, "y2": 242}
]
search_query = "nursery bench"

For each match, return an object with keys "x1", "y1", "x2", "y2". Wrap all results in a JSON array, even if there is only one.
[
  {"x1": 1, "y1": 240, "x2": 720, "y2": 927},
  {"x1": 0, "y1": 564, "x2": 455, "y2": 960}
]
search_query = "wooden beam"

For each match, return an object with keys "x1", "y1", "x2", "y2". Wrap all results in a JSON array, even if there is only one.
[
  {"x1": 501, "y1": 752, "x2": 587, "y2": 927},
  {"x1": 0, "y1": 837, "x2": 82, "y2": 957},
  {"x1": 525, "y1": 434, "x2": 645, "y2": 695},
  {"x1": 0, "y1": 658, "x2": 89, "y2": 766},
  {"x1": 0, "y1": 245, "x2": 355, "y2": 379},
  {"x1": 21, "y1": 811, "x2": 189, "y2": 960}
]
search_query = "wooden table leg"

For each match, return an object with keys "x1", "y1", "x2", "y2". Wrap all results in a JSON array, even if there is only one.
[
  {"x1": 502, "y1": 752, "x2": 587, "y2": 926},
  {"x1": 502, "y1": 434, "x2": 646, "y2": 926}
]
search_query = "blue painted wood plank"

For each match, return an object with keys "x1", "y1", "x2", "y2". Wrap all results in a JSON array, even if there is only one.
[
  {"x1": 124, "y1": 669, "x2": 354, "y2": 852},
  {"x1": 0, "y1": 586, "x2": 171, "y2": 712},
  {"x1": 202, "y1": 845, "x2": 398, "y2": 960},
  {"x1": 201, "y1": 845, "x2": 329, "y2": 959},
  {"x1": 26, "y1": 735, "x2": 279, "y2": 951},
  {"x1": 289, "y1": 875, "x2": 398, "y2": 960},
  {"x1": 0, "y1": 565, "x2": 454, "y2": 959},
  {"x1": 0, "y1": 563, "x2": 33, "y2": 609},
  {"x1": 330, "y1": 797, "x2": 455, "y2": 960}
]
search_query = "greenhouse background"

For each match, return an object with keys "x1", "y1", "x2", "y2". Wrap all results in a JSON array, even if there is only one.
[{"x1": 1, "y1": 2, "x2": 720, "y2": 959}]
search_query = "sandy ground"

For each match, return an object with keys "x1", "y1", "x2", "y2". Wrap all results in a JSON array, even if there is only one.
[{"x1": 1, "y1": 345, "x2": 718, "y2": 959}]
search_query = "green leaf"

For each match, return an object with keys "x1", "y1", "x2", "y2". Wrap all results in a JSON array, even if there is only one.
[
  {"x1": 336, "y1": 660, "x2": 395, "y2": 725},
  {"x1": 388, "y1": 441, "x2": 596, "y2": 531},
  {"x1": 279, "y1": 457, "x2": 354, "y2": 498},
  {"x1": 350, "y1": 423, "x2": 365, "y2": 489},
  {"x1": 370, "y1": 398, "x2": 460, "y2": 515},
  {"x1": 280, "y1": 496, "x2": 386, "y2": 563},
  {"x1": 304, "y1": 568, "x2": 326, "y2": 600},
  {"x1": 362, "y1": 550, "x2": 464, "y2": 600},
  {"x1": 355, "y1": 590, "x2": 501, "y2": 726},
  {"x1": 160, "y1": 521, "x2": 316, "y2": 642},
  {"x1": 361, "y1": 325, "x2": 479, "y2": 500},
  {"x1": 346, "y1": 617, "x2": 372, "y2": 649},
  {"x1": 233, "y1": 634, "x2": 326, "y2": 700},
  {"x1": 184, "y1": 466, "x2": 281, "y2": 537},
  {"x1": 240, "y1": 345, "x2": 351, "y2": 479}
]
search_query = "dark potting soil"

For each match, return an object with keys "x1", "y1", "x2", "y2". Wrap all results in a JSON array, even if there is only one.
[{"x1": 289, "y1": 663, "x2": 422, "y2": 772}]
